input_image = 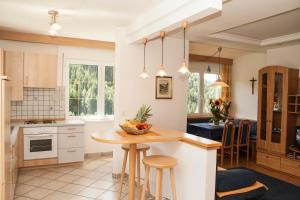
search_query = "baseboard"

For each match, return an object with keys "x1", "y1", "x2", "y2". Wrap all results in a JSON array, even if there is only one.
[{"x1": 85, "y1": 151, "x2": 113, "y2": 159}]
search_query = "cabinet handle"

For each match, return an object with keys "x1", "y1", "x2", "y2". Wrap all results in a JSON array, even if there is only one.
[
  {"x1": 68, "y1": 128, "x2": 77, "y2": 131},
  {"x1": 67, "y1": 135, "x2": 76, "y2": 138},
  {"x1": 67, "y1": 150, "x2": 76, "y2": 153}
]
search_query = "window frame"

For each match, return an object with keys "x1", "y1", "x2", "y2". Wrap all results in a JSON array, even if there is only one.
[
  {"x1": 188, "y1": 65, "x2": 221, "y2": 117},
  {"x1": 65, "y1": 59, "x2": 114, "y2": 120}
]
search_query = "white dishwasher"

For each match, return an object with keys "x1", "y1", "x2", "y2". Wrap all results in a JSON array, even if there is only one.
[{"x1": 58, "y1": 125, "x2": 84, "y2": 163}]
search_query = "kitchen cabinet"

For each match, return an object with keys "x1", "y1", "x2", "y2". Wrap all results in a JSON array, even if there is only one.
[
  {"x1": 0, "y1": 77, "x2": 12, "y2": 200},
  {"x1": 4, "y1": 51, "x2": 24, "y2": 101},
  {"x1": 24, "y1": 52, "x2": 57, "y2": 88},
  {"x1": 58, "y1": 125, "x2": 84, "y2": 163},
  {"x1": 0, "y1": 49, "x2": 3, "y2": 75}
]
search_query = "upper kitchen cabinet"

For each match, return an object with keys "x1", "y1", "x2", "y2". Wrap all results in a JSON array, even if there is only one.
[
  {"x1": 4, "y1": 51, "x2": 24, "y2": 101},
  {"x1": 0, "y1": 49, "x2": 3, "y2": 75},
  {"x1": 24, "y1": 52, "x2": 58, "y2": 88}
]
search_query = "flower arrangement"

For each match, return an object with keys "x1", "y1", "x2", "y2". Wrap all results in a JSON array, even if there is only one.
[{"x1": 209, "y1": 98, "x2": 231, "y2": 125}]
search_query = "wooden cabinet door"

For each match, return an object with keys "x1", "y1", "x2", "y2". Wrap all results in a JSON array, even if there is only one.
[
  {"x1": 24, "y1": 52, "x2": 57, "y2": 88},
  {"x1": 257, "y1": 67, "x2": 272, "y2": 151},
  {"x1": 268, "y1": 67, "x2": 287, "y2": 154},
  {"x1": 0, "y1": 49, "x2": 3, "y2": 75},
  {"x1": 4, "y1": 51, "x2": 24, "y2": 101}
]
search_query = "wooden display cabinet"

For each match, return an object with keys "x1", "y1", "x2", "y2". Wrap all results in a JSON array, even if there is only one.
[{"x1": 257, "y1": 66, "x2": 300, "y2": 176}]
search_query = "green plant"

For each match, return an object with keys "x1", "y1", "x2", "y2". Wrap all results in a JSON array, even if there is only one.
[{"x1": 135, "y1": 105, "x2": 152, "y2": 123}]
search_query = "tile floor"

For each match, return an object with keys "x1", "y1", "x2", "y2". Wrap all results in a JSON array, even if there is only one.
[{"x1": 14, "y1": 156, "x2": 132, "y2": 200}]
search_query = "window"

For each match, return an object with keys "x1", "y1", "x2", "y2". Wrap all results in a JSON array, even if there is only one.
[
  {"x1": 187, "y1": 73, "x2": 200, "y2": 114},
  {"x1": 203, "y1": 73, "x2": 221, "y2": 113},
  {"x1": 67, "y1": 61, "x2": 114, "y2": 118},
  {"x1": 187, "y1": 70, "x2": 221, "y2": 115}
]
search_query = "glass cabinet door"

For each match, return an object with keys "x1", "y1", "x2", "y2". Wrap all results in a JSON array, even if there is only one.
[
  {"x1": 270, "y1": 71, "x2": 283, "y2": 144},
  {"x1": 259, "y1": 72, "x2": 268, "y2": 141}
]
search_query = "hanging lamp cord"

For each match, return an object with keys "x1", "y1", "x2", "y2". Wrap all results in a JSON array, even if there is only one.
[
  {"x1": 143, "y1": 40, "x2": 146, "y2": 71},
  {"x1": 183, "y1": 26, "x2": 186, "y2": 60},
  {"x1": 218, "y1": 47, "x2": 222, "y2": 75},
  {"x1": 161, "y1": 35, "x2": 164, "y2": 65}
]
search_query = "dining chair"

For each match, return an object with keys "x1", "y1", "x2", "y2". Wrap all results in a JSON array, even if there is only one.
[
  {"x1": 218, "y1": 121, "x2": 236, "y2": 167},
  {"x1": 234, "y1": 120, "x2": 251, "y2": 164}
]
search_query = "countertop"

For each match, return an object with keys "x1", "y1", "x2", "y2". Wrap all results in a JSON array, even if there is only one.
[
  {"x1": 10, "y1": 119, "x2": 85, "y2": 145},
  {"x1": 92, "y1": 126, "x2": 222, "y2": 150}
]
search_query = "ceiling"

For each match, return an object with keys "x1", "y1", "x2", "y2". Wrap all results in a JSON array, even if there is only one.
[
  {"x1": 189, "y1": 42, "x2": 249, "y2": 59},
  {"x1": 223, "y1": 9, "x2": 300, "y2": 40},
  {"x1": 0, "y1": 0, "x2": 299, "y2": 55},
  {"x1": 178, "y1": 0, "x2": 300, "y2": 58},
  {"x1": 0, "y1": 0, "x2": 161, "y2": 41}
]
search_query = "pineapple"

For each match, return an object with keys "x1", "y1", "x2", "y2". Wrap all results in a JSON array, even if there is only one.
[{"x1": 135, "y1": 105, "x2": 152, "y2": 123}]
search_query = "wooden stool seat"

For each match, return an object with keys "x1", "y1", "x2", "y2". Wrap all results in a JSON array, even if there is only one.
[
  {"x1": 143, "y1": 155, "x2": 177, "y2": 168},
  {"x1": 142, "y1": 155, "x2": 177, "y2": 200},
  {"x1": 121, "y1": 143, "x2": 150, "y2": 151}
]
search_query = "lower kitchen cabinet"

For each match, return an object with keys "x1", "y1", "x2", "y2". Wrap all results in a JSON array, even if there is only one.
[
  {"x1": 59, "y1": 133, "x2": 84, "y2": 149},
  {"x1": 58, "y1": 148, "x2": 84, "y2": 163},
  {"x1": 58, "y1": 125, "x2": 84, "y2": 164}
]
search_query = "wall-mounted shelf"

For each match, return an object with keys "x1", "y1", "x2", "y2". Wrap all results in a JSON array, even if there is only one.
[{"x1": 288, "y1": 95, "x2": 300, "y2": 114}]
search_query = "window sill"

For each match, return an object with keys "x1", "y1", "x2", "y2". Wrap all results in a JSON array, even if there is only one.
[
  {"x1": 67, "y1": 116, "x2": 114, "y2": 123},
  {"x1": 187, "y1": 113, "x2": 212, "y2": 119}
]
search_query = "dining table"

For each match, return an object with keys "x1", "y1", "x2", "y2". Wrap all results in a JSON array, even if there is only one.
[
  {"x1": 91, "y1": 126, "x2": 221, "y2": 200},
  {"x1": 187, "y1": 122, "x2": 226, "y2": 140}
]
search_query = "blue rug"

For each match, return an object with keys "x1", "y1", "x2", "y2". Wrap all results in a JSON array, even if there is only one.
[{"x1": 242, "y1": 168, "x2": 300, "y2": 200}]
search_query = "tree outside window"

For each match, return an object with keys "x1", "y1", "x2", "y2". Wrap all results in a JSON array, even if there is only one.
[
  {"x1": 68, "y1": 64, "x2": 114, "y2": 117},
  {"x1": 187, "y1": 72, "x2": 221, "y2": 114}
]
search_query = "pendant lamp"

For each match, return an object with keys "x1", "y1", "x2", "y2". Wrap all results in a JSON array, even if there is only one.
[
  {"x1": 178, "y1": 21, "x2": 190, "y2": 74},
  {"x1": 210, "y1": 47, "x2": 229, "y2": 88},
  {"x1": 140, "y1": 38, "x2": 149, "y2": 79},
  {"x1": 157, "y1": 31, "x2": 167, "y2": 77}
]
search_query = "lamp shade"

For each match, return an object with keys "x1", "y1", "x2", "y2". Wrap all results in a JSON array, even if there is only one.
[
  {"x1": 140, "y1": 69, "x2": 148, "y2": 79},
  {"x1": 210, "y1": 77, "x2": 229, "y2": 88},
  {"x1": 51, "y1": 22, "x2": 62, "y2": 30},
  {"x1": 178, "y1": 61, "x2": 190, "y2": 74},
  {"x1": 157, "y1": 64, "x2": 167, "y2": 77}
]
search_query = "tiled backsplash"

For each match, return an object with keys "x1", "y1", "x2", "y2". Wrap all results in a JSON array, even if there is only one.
[{"x1": 11, "y1": 87, "x2": 65, "y2": 120}]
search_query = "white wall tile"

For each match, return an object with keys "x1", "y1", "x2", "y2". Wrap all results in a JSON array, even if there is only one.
[{"x1": 11, "y1": 87, "x2": 65, "y2": 120}]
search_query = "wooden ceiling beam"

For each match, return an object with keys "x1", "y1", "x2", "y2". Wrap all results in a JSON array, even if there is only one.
[
  {"x1": 0, "y1": 30, "x2": 115, "y2": 50},
  {"x1": 189, "y1": 54, "x2": 233, "y2": 65}
]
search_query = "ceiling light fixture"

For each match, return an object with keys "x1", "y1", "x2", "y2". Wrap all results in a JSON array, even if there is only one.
[
  {"x1": 210, "y1": 47, "x2": 229, "y2": 88},
  {"x1": 157, "y1": 31, "x2": 167, "y2": 77},
  {"x1": 178, "y1": 21, "x2": 190, "y2": 75},
  {"x1": 48, "y1": 10, "x2": 62, "y2": 35},
  {"x1": 140, "y1": 38, "x2": 149, "y2": 79}
]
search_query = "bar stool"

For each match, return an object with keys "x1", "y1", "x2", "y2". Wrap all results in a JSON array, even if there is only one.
[
  {"x1": 141, "y1": 155, "x2": 177, "y2": 200},
  {"x1": 118, "y1": 144, "x2": 150, "y2": 200}
]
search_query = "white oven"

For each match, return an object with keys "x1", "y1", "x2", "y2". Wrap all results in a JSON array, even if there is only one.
[{"x1": 24, "y1": 127, "x2": 58, "y2": 160}]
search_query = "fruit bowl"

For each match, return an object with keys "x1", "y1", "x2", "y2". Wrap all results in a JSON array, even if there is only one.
[{"x1": 119, "y1": 124, "x2": 152, "y2": 135}]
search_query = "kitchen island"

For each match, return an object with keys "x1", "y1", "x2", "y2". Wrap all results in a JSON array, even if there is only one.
[{"x1": 92, "y1": 126, "x2": 221, "y2": 200}]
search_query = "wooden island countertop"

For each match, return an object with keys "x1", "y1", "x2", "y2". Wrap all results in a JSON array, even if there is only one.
[{"x1": 91, "y1": 126, "x2": 221, "y2": 150}]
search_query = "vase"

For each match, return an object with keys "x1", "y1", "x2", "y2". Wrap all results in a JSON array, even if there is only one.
[
  {"x1": 296, "y1": 129, "x2": 300, "y2": 148},
  {"x1": 213, "y1": 120, "x2": 220, "y2": 126}
]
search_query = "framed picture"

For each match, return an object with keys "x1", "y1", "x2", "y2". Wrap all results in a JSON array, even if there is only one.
[{"x1": 155, "y1": 76, "x2": 173, "y2": 99}]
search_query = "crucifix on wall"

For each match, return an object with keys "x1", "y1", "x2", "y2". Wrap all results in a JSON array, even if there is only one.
[{"x1": 249, "y1": 77, "x2": 257, "y2": 95}]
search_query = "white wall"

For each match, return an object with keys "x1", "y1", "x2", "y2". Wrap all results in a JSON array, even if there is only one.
[
  {"x1": 232, "y1": 44, "x2": 300, "y2": 120},
  {"x1": 114, "y1": 32, "x2": 188, "y2": 131},
  {"x1": 231, "y1": 53, "x2": 267, "y2": 120},
  {"x1": 0, "y1": 40, "x2": 115, "y2": 153},
  {"x1": 113, "y1": 30, "x2": 189, "y2": 173},
  {"x1": 267, "y1": 44, "x2": 300, "y2": 68}
]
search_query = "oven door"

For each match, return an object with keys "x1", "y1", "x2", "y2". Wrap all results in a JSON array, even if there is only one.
[{"x1": 24, "y1": 134, "x2": 58, "y2": 160}]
